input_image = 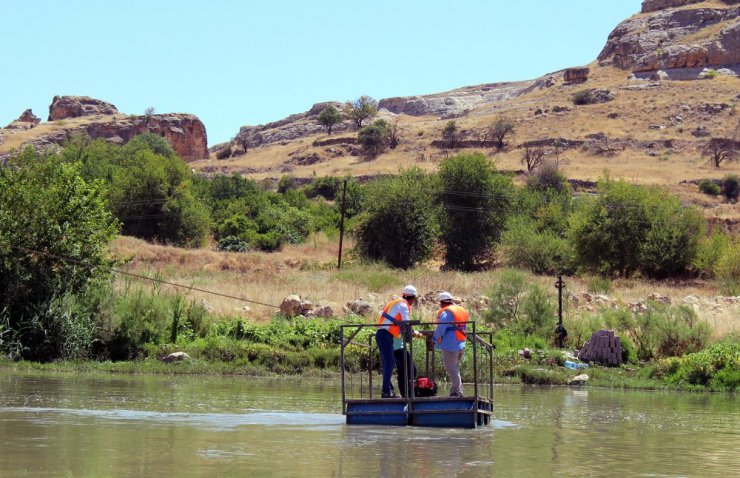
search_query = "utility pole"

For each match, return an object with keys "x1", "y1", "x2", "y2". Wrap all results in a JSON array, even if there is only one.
[
  {"x1": 554, "y1": 274, "x2": 567, "y2": 348},
  {"x1": 337, "y1": 179, "x2": 347, "y2": 269}
]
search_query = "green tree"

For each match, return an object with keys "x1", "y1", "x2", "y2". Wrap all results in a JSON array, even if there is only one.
[
  {"x1": 343, "y1": 95, "x2": 378, "y2": 130},
  {"x1": 0, "y1": 147, "x2": 119, "y2": 360},
  {"x1": 355, "y1": 169, "x2": 437, "y2": 269},
  {"x1": 437, "y1": 153, "x2": 513, "y2": 270},
  {"x1": 569, "y1": 178, "x2": 704, "y2": 278},
  {"x1": 442, "y1": 121, "x2": 459, "y2": 148},
  {"x1": 489, "y1": 117, "x2": 515, "y2": 149},
  {"x1": 358, "y1": 119, "x2": 390, "y2": 158},
  {"x1": 318, "y1": 105, "x2": 342, "y2": 134}
]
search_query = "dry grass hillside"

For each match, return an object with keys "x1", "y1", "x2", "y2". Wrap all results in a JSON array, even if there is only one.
[
  {"x1": 111, "y1": 236, "x2": 740, "y2": 338},
  {"x1": 193, "y1": 64, "x2": 739, "y2": 218}
]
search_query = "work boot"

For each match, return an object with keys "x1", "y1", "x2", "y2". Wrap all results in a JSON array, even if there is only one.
[{"x1": 381, "y1": 391, "x2": 399, "y2": 398}]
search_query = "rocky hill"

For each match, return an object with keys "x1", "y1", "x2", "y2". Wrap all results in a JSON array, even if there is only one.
[
  {"x1": 1, "y1": 96, "x2": 208, "y2": 162},
  {"x1": 198, "y1": 1, "x2": 738, "y2": 190}
]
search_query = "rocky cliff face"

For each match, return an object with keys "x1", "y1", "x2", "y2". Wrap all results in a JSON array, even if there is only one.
[
  {"x1": 48, "y1": 96, "x2": 119, "y2": 121},
  {"x1": 85, "y1": 114, "x2": 208, "y2": 161},
  {"x1": 378, "y1": 80, "x2": 537, "y2": 117},
  {"x1": 641, "y1": 0, "x2": 704, "y2": 13},
  {"x1": 31, "y1": 114, "x2": 208, "y2": 161},
  {"x1": 599, "y1": 3, "x2": 740, "y2": 73},
  {"x1": 213, "y1": 101, "x2": 349, "y2": 158}
]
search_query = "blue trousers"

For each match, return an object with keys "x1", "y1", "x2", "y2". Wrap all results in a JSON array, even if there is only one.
[{"x1": 375, "y1": 329, "x2": 395, "y2": 395}]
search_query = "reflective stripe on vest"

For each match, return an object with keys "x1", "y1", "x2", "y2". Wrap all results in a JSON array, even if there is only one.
[
  {"x1": 437, "y1": 304, "x2": 469, "y2": 341},
  {"x1": 378, "y1": 298, "x2": 406, "y2": 338}
]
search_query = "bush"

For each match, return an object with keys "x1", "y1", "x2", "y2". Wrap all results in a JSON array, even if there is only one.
[
  {"x1": 693, "y1": 233, "x2": 732, "y2": 278},
  {"x1": 723, "y1": 174, "x2": 740, "y2": 202},
  {"x1": 569, "y1": 178, "x2": 704, "y2": 278},
  {"x1": 500, "y1": 217, "x2": 574, "y2": 274},
  {"x1": 663, "y1": 342, "x2": 740, "y2": 390},
  {"x1": 0, "y1": 147, "x2": 119, "y2": 361},
  {"x1": 437, "y1": 153, "x2": 514, "y2": 270},
  {"x1": 715, "y1": 238, "x2": 740, "y2": 282},
  {"x1": 354, "y1": 169, "x2": 437, "y2": 269},
  {"x1": 484, "y1": 269, "x2": 527, "y2": 328},
  {"x1": 572, "y1": 89, "x2": 595, "y2": 105},
  {"x1": 699, "y1": 179, "x2": 721, "y2": 196},
  {"x1": 358, "y1": 119, "x2": 390, "y2": 158},
  {"x1": 604, "y1": 302, "x2": 711, "y2": 360},
  {"x1": 587, "y1": 276, "x2": 612, "y2": 294}
]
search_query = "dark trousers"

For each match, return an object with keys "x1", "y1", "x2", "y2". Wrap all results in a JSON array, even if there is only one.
[
  {"x1": 394, "y1": 348, "x2": 417, "y2": 398},
  {"x1": 375, "y1": 329, "x2": 395, "y2": 395}
]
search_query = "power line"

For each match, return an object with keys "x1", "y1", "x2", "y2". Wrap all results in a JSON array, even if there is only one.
[{"x1": 6, "y1": 244, "x2": 281, "y2": 310}]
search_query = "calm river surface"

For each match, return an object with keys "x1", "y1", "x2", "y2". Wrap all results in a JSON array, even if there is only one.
[{"x1": 0, "y1": 371, "x2": 737, "y2": 477}]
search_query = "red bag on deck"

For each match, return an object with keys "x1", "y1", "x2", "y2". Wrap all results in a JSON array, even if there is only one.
[{"x1": 415, "y1": 377, "x2": 438, "y2": 397}]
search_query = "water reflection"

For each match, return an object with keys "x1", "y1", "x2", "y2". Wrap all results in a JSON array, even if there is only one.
[{"x1": 0, "y1": 372, "x2": 738, "y2": 477}]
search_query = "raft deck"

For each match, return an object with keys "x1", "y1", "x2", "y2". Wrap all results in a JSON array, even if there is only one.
[
  {"x1": 340, "y1": 321, "x2": 494, "y2": 428},
  {"x1": 345, "y1": 395, "x2": 492, "y2": 428}
]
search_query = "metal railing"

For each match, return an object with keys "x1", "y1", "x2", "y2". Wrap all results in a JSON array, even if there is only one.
[{"x1": 340, "y1": 320, "x2": 494, "y2": 412}]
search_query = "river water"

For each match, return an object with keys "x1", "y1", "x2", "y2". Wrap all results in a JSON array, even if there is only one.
[{"x1": 0, "y1": 371, "x2": 737, "y2": 477}]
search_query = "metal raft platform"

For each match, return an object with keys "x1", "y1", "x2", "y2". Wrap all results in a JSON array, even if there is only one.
[{"x1": 340, "y1": 320, "x2": 494, "y2": 428}]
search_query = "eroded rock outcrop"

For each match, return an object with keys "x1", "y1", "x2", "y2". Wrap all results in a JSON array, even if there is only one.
[
  {"x1": 378, "y1": 80, "x2": 536, "y2": 117},
  {"x1": 48, "y1": 95, "x2": 119, "y2": 120},
  {"x1": 8, "y1": 113, "x2": 207, "y2": 161},
  {"x1": 213, "y1": 101, "x2": 348, "y2": 158},
  {"x1": 598, "y1": 4, "x2": 740, "y2": 73},
  {"x1": 641, "y1": 0, "x2": 704, "y2": 13},
  {"x1": 5, "y1": 109, "x2": 41, "y2": 130}
]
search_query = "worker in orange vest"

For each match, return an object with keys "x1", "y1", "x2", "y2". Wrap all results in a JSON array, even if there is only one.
[
  {"x1": 376, "y1": 285, "x2": 421, "y2": 398},
  {"x1": 432, "y1": 291, "x2": 468, "y2": 398}
]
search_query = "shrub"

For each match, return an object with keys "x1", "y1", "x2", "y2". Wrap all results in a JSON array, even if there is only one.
[
  {"x1": 569, "y1": 178, "x2": 704, "y2": 278},
  {"x1": 484, "y1": 269, "x2": 527, "y2": 328},
  {"x1": 437, "y1": 153, "x2": 514, "y2": 271},
  {"x1": 699, "y1": 179, "x2": 721, "y2": 196},
  {"x1": 354, "y1": 169, "x2": 437, "y2": 269},
  {"x1": 723, "y1": 174, "x2": 740, "y2": 202},
  {"x1": 517, "y1": 285, "x2": 557, "y2": 338},
  {"x1": 604, "y1": 302, "x2": 711, "y2": 360},
  {"x1": 572, "y1": 89, "x2": 595, "y2": 105},
  {"x1": 715, "y1": 238, "x2": 740, "y2": 282},
  {"x1": 587, "y1": 276, "x2": 612, "y2": 294},
  {"x1": 664, "y1": 342, "x2": 740, "y2": 390},
  {"x1": 526, "y1": 161, "x2": 570, "y2": 194},
  {"x1": 500, "y1": 217, "x2": 574, "y2": 274},
  {"x1": 693, "y1": 233, "x2": 731, "y2": 278},
  {"x1": 0, "y1": 147, "x2": 119, "y2": 361},
  {"x1": 217, "y1": 236, "x2": 249, "y2": 252},
  {"x1": 358, "y1": 119, "x2": 390, "y2": 158}
]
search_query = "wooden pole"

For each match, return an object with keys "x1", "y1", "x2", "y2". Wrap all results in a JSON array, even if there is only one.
[{"x1": 337, "y1": 179, "x2": 347, "y2": 269}]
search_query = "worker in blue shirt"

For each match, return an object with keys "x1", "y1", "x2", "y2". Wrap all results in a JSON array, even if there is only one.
[{"x1": 432, "y1": 291, "x2": 468, "y2": 398}]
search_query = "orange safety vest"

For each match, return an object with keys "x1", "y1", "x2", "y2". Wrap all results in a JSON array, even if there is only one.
[
  {"x1": 378, "y1": 298, "x2": 409, "y2": 338},
  {"x1": 437, "y1": 304, "x2": 468, "y2": 341}
]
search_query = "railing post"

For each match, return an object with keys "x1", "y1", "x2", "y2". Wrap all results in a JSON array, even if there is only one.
[{"x1": 340, "y1": 326, "x2": 346, "y2": 409}]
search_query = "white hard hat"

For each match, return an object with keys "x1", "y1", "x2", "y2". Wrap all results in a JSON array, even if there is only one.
[
  {"x1": 402, "y1": 285, "x2": 417, "y2": 297},
  {"x1": 438, "y1": 291, "x2": 453, "y2": 302}
]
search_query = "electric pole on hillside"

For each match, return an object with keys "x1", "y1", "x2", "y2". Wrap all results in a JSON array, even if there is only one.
[
  {"x1": 337, "y1": 179, "x2": 347, "y2": 269},
  {"x1": 554, "y1": 274, "x2": 568, "y2": 348}
]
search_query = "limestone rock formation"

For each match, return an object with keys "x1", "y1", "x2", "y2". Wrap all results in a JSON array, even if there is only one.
[
  {"x1": 213, "y1": 101, "x2": 348, "y2": 159},
  {"x1": 5, "y1": 109, "x2": 41, "y2": 130},
  {"x1": 48, "y1": 95, "x2": 119, "y2": 120},
  {"x1": 17, "y1": 109, "x2": 41, "y2": 125},
  {"x1": 598, "y1": 4, "x2": 740, "y2": 74},
  {"x1": 378, "y1": 80, "x2": 536, "y2": 117},
  {"x1": 641, "y1": 0, "x2": 704, "y2": 13},
  {"x1": 7, "y1": 113, "x2": 208, "y2": 161},
  {"x1": 563, "y1": 67, "x2": 590, "y2": 83}
]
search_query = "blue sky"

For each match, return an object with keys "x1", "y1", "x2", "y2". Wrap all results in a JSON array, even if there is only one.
[{"x1": 1, "y1": 0, "x2": 641, "y2": 145}]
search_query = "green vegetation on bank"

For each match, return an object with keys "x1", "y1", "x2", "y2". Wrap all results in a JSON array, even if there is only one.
[{"x1": 0, "y1": 135, "x2": 738, "y2": 392}]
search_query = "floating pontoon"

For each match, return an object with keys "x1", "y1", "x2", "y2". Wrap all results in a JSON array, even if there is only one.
[{"x1": 340, "y1": 321, "x2": 494, "y2": 428}]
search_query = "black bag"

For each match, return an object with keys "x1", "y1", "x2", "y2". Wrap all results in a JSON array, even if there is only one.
[{"x1": 414, "y1": 377, "x2": 438, "y2": 397}]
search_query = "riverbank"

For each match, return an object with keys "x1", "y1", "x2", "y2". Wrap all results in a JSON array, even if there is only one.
[{"x1": 2, "y1": 340, "x2": 735, "y2": 393}]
